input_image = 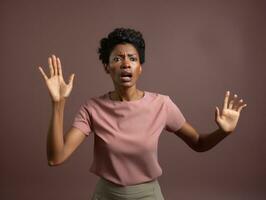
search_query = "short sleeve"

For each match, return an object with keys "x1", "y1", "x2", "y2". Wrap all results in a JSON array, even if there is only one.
[
  {"x1": 164, "y1": 96, "x2": 186, "y2": 132},
  {"x1": 72, "y1": 102, "x2": 92, "y2": 136}
]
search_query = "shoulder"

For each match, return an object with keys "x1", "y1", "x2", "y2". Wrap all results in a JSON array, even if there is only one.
[
  {"x1": 148, "y1": 92, "x2": 184, "y2": 110},
  {"x1": 80, "y1": 92, "x2": 115, "y2": 108},
  {"x1": 146, "y1": 90, "x2": 170, "y2": 101},
  {"x1": 78, "y1": 93, "x2": 105, "y2": 107}
]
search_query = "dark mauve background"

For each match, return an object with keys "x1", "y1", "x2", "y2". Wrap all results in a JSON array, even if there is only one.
[{"x1": 1, "y1": 0, "x2": 265, "y2": 199}]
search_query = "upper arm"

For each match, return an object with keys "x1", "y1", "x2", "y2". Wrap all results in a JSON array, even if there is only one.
[
  {"x1": 57, "y1": 127, "x2": 87, "y2": 165},
  {"x1": 174, "y1": 121, "x2": 200, "y2": 151}
]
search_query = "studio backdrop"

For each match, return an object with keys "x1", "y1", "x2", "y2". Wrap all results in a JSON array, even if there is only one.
[{"x1": 1, "y1": 0, "x2": 265, "y2": 199}]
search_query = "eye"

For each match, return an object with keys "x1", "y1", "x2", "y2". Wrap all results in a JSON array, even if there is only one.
[
  {"x1": 130, "y1": 57, "x2": 137, "y2": 61},
  {"x1": 113, "y1": 57, "x2": 121, "y2": 62}
]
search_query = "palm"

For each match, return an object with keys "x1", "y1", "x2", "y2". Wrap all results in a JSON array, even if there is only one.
[
  {"x1": 46, "y1": 76, "x2": 71, "y2": 101},
  {"x1": 38, "y1": 55, "x2": 75, "y2": 102},
  {"x1": 215, "y1": 91, "x2": 247, "y2": 133}
]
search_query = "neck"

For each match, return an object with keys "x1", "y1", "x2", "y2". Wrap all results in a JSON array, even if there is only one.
[{"x1": 112, "y1": 86, "x2": 143, "y2": 101}]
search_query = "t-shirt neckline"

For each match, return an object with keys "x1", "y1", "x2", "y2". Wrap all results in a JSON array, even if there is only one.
[{"x1": 105, "y1": 91, "x2": 147, "y2": 104}]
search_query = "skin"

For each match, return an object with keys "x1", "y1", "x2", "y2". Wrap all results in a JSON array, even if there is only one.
[
  {"x1": 175, "y1": 91, "x2": 247, "y2": 152},
  {"x1": 104, "y1": 43, "x2": 144, "y2": 101},
  {"x1": 39, "y1": 55, "x2": 84, "y2": 166},
  {"x1": 38, "y1": 45, "x2": 247, "y2": 166}
]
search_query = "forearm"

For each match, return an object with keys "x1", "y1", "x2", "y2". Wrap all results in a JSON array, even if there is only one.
[
  {"x1": 195, "y1": 128, "x2": 230, "y2": 152},
  {"x1": 47, "y1": 99, "x2": 66, "y2": 165}
]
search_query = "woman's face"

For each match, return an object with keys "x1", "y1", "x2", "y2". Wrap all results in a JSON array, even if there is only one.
[{"x1": 105, "y1": 43, "x2": 142, "y2": 89}]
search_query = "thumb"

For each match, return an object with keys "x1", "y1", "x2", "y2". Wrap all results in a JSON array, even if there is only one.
[
  {"x1": 215, "y1": 106, "x2": 220, "y2": 121},
  {"x1": 68, "y1": 73, "x2": 75, "y2": 85}
]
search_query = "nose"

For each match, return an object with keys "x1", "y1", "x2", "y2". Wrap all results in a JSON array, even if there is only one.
[{"x1": 120, "y1": 57, "x2": 131, "y2": 69}]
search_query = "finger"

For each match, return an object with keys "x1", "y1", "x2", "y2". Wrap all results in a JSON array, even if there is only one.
[
  {"x1": 38, "y1": 66, "x2": 48, "y2": 80},
  {"x1": 68, "y1": 73, "x2": 75, "y2": 85},
  {"x1": 52, "y1": 54, "x2": 58, "y2": 75},
  {"x1": 229, "y1": 94, "x2": 237, "y2": 109},
  {"x1": 215, "y1": 106, "x2": 220, "y2": 121},
  {"x1": 238, "y1": 104, "x2": 247, "y2": 113},
  {"x1": 48, "y1": 57, "x2": 54, "y2": 77},
  {"x1": 223, "y1": 91, "x2": 230, "y2": 110},
  {"x1": 57, "y1": 57, "x2": 63, "y2": 77},
  {"x1": 234, "y1": 99, "x2": 244, "y2": 111}
]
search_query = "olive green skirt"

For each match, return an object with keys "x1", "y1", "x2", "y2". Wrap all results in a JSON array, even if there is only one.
[{"x1": 90, "y1": 177, "x2": 165, "y2": 200}]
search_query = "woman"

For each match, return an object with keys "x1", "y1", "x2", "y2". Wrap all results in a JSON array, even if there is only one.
[{"x1": 38, "y1": 28, "x2": 247, "y2": 200}]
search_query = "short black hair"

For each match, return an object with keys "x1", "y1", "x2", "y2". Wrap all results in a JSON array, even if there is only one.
[{"x1": 98, "y1": 28, "x2": 145, "y2": 65}]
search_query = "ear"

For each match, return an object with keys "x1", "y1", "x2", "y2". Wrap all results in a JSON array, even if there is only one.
[
  {"x1": 139, "y1": 65, "x2": 142, "y2": 74},
  {"x1": 104, "y1": 64, "x2": 110, "y2": 74}
]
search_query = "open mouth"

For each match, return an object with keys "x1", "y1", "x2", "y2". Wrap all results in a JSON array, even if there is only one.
[
  {"x1": 120, "y1": 71, "x2": 132, "y2": 77},
  {"x1": 120, "y1": 72, "x2": 132, "y2": 82},
  {"x1": 121, "y1": 74, "x2": 132, "y2": 78}
]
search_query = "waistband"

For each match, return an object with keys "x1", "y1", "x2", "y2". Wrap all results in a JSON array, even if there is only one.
[{"x1": 96, "y1": 177, "x2": 158, "y2": 195}]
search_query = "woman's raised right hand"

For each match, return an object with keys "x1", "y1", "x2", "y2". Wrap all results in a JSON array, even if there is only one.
[{"x1": 38, "y1": 54, "x2": 75, "y2": 102}]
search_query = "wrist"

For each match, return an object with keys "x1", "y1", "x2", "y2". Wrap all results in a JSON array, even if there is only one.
[
  {"x1": 218, "y1": 127, "x2": 232, "y2": 136},
  {"x1": 52, "y1": 98, "x2": 66, "y2": 107}
]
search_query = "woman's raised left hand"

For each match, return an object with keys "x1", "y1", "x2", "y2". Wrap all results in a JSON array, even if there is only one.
[{"x1": 215, "y1": 91, "x2": 247, "y2": 133}]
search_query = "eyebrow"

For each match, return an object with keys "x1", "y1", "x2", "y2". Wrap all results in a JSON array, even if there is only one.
[{"x1": 115, "y1": 53, "x2": 137, "y2": 57}]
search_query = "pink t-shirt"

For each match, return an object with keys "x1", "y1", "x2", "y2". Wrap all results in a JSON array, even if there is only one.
[{"x1": 72, "y1": 91, "x2": 186, "y2": 186}]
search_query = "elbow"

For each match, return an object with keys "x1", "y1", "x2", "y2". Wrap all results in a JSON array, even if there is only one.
[
  {"x1": 192, "y1": 143, "x2": 210, "y2": 153},
  {"x1": 191, "y1": 137, "x2": 211, "y2": 153},
  {"x1": 47, "y1": 159, "x2": 63, "y2": 167},
  {"x1": 47, "y1": 152, "x2": 65, "y2": 167},
  {"x1": 194, "y1": 147, "x2": 209, "y2": 153},
  {"x1": 48, "y1": 160, "x2": 59, "y2": 167}
]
